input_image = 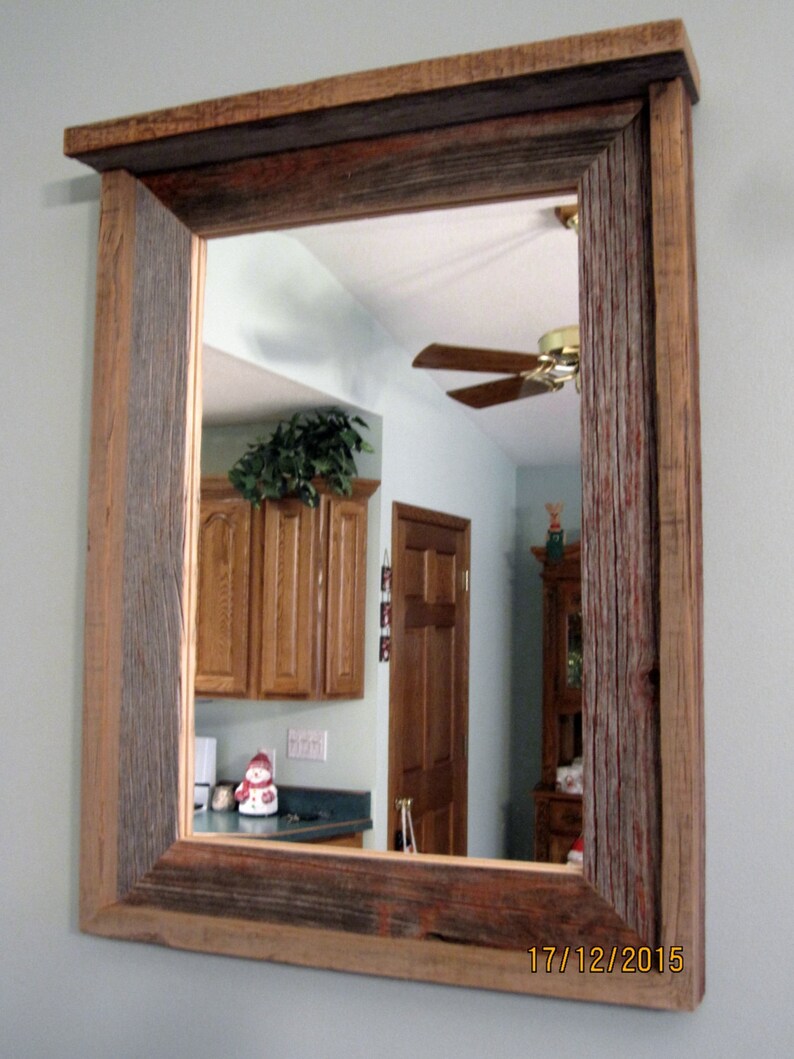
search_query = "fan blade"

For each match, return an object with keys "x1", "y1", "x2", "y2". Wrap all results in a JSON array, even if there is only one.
[
  {"x1": 413, "y1": 342, "x2": 542, "y2": 374},
  {"x1": 448, "y1": 374, "x2": 552, "y2": 408}
]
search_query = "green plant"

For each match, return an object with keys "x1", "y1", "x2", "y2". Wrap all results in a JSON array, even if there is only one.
[{"x1": 228, "y1": 407, "x2": 373, "y2": 509}]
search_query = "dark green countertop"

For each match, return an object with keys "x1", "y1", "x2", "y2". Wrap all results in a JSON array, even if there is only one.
[{"x1": 192, "y1": 784, "x2": 371, "y2": 843}]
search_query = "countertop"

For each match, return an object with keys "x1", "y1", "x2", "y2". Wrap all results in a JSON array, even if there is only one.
[{"x1": 192, "y1": 784, "x2": 371, "y2": 844}]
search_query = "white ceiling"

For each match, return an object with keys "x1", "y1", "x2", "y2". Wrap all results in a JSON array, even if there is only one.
[
  {"x1": 203, "y1": 343, "x2": 336, "y2": 423},
  {"x1": 203, "y1": 193, "x2": 581, "y2": 466}
]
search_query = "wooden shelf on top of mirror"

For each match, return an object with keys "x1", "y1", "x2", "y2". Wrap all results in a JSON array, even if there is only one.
[
  {"x1": 195, "y1": 475, "x2": 379, "y2": 702},
  {"x1": 530, "y1": 540, "x2": 583, "y2": 863}
]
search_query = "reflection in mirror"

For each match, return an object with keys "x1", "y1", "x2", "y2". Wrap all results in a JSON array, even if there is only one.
[
  {"x1": 191, "y1": 195, "x2": 581, "y2": 862},
  {"x1": 567, "y1": 611, "x2": 583, "y2": 690}
]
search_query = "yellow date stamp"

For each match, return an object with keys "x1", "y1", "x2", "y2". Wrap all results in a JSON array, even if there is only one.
[{"x1": 526, "y1": 945, "x2": 684, "y2": 974}]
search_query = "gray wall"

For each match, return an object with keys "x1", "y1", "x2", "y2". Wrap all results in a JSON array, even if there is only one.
[{"x1": 3, "y1": 1, "x2": 794, "y2": 1055}]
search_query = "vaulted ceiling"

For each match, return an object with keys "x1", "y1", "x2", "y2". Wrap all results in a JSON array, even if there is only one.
[{"x1": 203, "y1": 193, "x2": 580, "y2": 466}]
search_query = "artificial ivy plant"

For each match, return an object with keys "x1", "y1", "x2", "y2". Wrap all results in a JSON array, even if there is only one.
[{"x1": 228, "y1": 407, "x2": 373, "y2": 509}]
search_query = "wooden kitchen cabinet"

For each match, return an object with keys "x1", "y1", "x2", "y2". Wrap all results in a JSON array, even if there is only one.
[
  {"x1": 252, "y1": 496, "x2": 321, "y2": 698},
  {"x1": 530, "y1": 541, "x2": 583, "y2": 862},
  {"x1": 322, "y1": 494, "x2": 369, "y2": 697},
  {"x1": 195, "y1": 480, "x2": 252, "y2": 697},
  {"x1": 195, "y1": 476, "x2": 378, "y2": 700}
]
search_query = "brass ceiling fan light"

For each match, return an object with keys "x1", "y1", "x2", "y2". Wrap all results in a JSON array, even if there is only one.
[{"x1": 412, "y1": 324, "x2": 580, "y2": 408}]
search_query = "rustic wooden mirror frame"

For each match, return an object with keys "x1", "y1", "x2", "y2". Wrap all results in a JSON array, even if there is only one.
[{"x1": 66, "y1": 20, "x2": 703, "y2": 1009}]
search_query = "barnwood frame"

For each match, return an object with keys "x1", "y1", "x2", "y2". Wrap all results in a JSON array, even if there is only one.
[{"x1": 67, "y1": 20, "x2": 703, "y2": 1008}]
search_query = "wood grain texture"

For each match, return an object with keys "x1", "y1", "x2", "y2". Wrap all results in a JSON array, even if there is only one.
[
  {"x1": 80, "y1": 171, "x2": 135, "y2": 920},
  {"x1": 71, "y1": 25, "x2": 703, "y2": 1008},
  {"x1": 84, "y1": 895, "x2": 684, "y2": 1008},
  {"x1": 82, "y1": 172, "x2": 203, "y2": 908},
  {"x1": 649, "y1": 78, "x2": 705, "y2": 1010},
  {"x1": 194, "y1": 492, "x2": 252, "y2": 695},
  {"x1": 257, "y1": 500, "x2": 321, "y2": 697},
  {"x1": 580, "y1": 108, "x2": 660, "y2": 947},
  {"x1": 129, "y1": 840, "x2": 639, "y2": 954},
  {"x1": 389, "y1": 504, "x2": 470, "y2": 856},
  {"x1": 141, "y1": 101, "x2": 641, "y2": 238},
  {"x1": 116, "y1": 181, "x2": 197, "y2": 894},
  {"x1": 63, "y1": 20, "x2": 698, "y2": 174},
  {"x1": 322, "y1": 496, "x2": 368, "y2": 697}
]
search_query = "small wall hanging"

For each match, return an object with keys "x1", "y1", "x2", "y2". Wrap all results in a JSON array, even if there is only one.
[{"x1": 379, "y1": 550, "x2": 391, "y2": 661}]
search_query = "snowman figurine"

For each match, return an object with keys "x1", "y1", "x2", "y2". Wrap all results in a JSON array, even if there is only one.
[{"x1": 234, "y1": 750, "x2": 278, "y2": 816}]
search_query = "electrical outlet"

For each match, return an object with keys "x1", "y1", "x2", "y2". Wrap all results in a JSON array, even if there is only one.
[{"x1": 287, "y1": 728, "x2": 328, "y2": 762}]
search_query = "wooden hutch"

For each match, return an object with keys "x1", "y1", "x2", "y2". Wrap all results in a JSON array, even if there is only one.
[{"x1": 531, "y1": 540, "x2": 583, "y2": 862}]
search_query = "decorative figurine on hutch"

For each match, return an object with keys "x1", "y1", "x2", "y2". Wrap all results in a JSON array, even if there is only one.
[
  {"x1": 234, "y1": 750, "x2": 278, "y2": 816},
  {"x1": 545, "y1": 502, "x2": 565, "y2": 561}
]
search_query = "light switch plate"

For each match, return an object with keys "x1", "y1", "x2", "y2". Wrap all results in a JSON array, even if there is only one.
[{"x1": 287, "y1": 728, "x2": 328, "y2": 762}]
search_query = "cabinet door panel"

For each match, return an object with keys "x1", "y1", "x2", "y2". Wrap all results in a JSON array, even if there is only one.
[
  {"x1": 257, "y1": 499, "x2": 320, "y2": 697},
  {"x1": 549, "y1": 797, "x2": 583, "y2": 836},
  {"x1": 195, "y1": 496, "x2": 251, "y2": 696},
  {"x1": 323, "y1": 497, "x2": 367, "y2": 697}
]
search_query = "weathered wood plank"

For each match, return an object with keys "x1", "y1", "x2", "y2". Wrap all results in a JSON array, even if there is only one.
[
  {"x1": 72, "y1": 27, "x2": 703, "y2": 1008},
  {"x1": 649, "y1": 77, "x2": 705, "y2": 1011},
  {"x1": 85, "y1": 897, "x2": 686, "y2": 1008},
  {"x1": 81, "y1": 171, "x2": 136, "y2": 921},
  {"x1": 130, "y1": 840, "x2": 641, "y2": 953},
  {"x1": 63, "y1": 20, "x2": 698, "y2": 174},
  {"x1": 142, "y1": 100, "x2": 640, "y2": 238},
  {"x1": 580, "y1": 108, "x2": 660, "y2": 945},
  {"x1": 115, "y1": 181, "x2": 198, "y2": 894}
]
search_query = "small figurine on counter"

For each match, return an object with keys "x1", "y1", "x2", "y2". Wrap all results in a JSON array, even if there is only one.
[
  {"x1": 545, "y1": 501, "x2": 565, "y2": 561},
  {"x1": 234, "y1": 750, "x2": 278, "y2": 816}
]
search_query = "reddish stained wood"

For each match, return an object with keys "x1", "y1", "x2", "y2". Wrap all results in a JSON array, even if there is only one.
[
  {"x1": 388, "y1": 504, "x2": 470, "y2": 857},
  {"x1": 579, "y1": 108, "x2": 660, "y2": 945},
  {"x1": 128, "y1": 840, "x2": 643, "y2": 954},
  {"x1": 142, "y1": 101, "x2": 641, "y2": 238}
]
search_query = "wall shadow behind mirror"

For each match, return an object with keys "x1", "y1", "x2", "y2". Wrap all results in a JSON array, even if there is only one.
[{"x1": 193, "y1": 194, "x2": 582, "y2": 862}]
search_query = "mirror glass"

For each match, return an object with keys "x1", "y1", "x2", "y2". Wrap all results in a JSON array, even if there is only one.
[{"x1": 192, "y1": 194, "x2": 581, "y2": 862}]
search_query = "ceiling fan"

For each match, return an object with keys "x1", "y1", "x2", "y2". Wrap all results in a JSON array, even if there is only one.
[
  {"x1": 412, "y1": 324, "x2": 580, "y2": 408},
  {"x1": 412, "y1": 200, "x2": 580, "y2": 409}
]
